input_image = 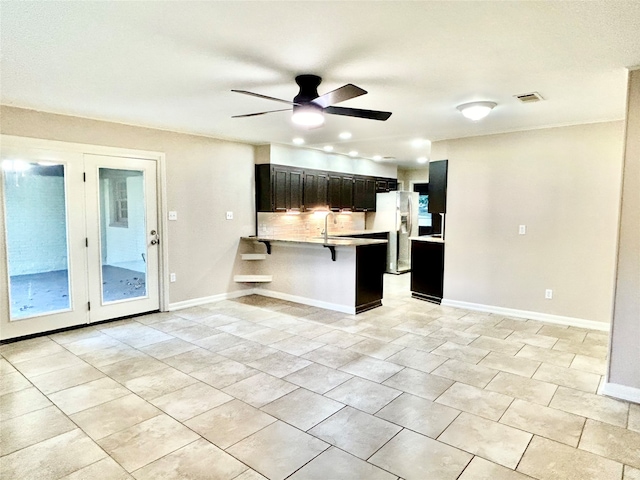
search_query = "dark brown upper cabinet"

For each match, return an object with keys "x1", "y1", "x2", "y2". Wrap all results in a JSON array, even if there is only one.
[
  {"x1": 256, "y1": 164, "x2": 397, "y2": 212},
  {"x1": 328, "y1": 174, "x2": 355, "y2": 210},
  {"x1": 427, "y1": 160, "x2": 448, "y2": 214},
  {"x1": 375, "y1": 177, "x2": 398, "y2": 193},
  {"x1": 354, "y1": 176, "x2": 376, "y2": 211},
  {"x1": 341, "y1": 175, "x2": 354, "y2": 210},
  {"x1": 303, "y1": 170, "x2": 329, "y2": 210},
  {"x1": 289, "y1": 169, "x2": 304, "y2": 210},
  {"x1": 327, "y1": 174, "x2": 343, "y2": 210},
  {"x1": 256, "y1": 164, "x2": 303, "y2": 212}
]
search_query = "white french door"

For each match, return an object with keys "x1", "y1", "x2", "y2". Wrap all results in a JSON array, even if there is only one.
[
  {"x1": 1, "y1": 146, "x2": 88, "y2": 338},
  {"x1": 1, "y1": 144, "x2": 161, "y2": 340},
  {"x1": 84, "y1": 154, "x2": 159, "y2": 322}
]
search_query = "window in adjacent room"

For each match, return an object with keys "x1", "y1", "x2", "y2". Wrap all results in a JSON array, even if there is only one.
[
  {"x1": 111, "y1": 178, "x2": 128, "y2": 227},
  {"x1": 413, "y1": 182, "x2": 432, "y2": 235}
]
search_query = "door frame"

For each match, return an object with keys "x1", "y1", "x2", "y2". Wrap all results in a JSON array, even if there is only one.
[{"x1": 0, "y1": 135, "x2": 169, "y2": 340}]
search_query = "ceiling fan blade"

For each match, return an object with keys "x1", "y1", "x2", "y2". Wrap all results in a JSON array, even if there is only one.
[
  {"x1": 324, "y1": 106, "x2": 392, "y2": 121},
  {"x1": 232, "y1": 108, "x2": 291, "y2": 118},
  {"x1": 312, "y1": 84, "x2": 367, "y2": 108},
  {"x1": 231, "y1": 89, "x2": 298, "y2": 106}
]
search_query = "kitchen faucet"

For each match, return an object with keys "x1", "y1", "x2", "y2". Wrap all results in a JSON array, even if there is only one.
[{"x1": 322, "y1": 211, "x2": 337, "y2": 243}]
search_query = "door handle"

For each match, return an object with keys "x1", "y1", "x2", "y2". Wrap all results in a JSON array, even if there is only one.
[{"x1": 150, "y1": 239, "x2": 159, "y2": 245}]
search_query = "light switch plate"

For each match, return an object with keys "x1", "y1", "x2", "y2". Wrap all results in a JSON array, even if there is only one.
[
  {"x1": 226, "y1": 211, "x2": 233, "y2": 220},
  {"x1": 519, "y1": 225, "x2": 526, "y2": 235},
  {"x1": 168, "y1": 211, "x2": 178, "y2": 221},
  {"x1": 170, "y1": 273, "x2": 176, "y2": 282}
]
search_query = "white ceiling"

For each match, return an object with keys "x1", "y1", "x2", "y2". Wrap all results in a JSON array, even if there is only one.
[{"x1": 2, "y1": 1, "x2": 640, "y2": 167}]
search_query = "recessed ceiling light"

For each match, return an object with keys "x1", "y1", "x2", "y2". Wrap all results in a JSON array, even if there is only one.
[
  {"x1": 339, "y1": 132, "x2": 352, "y2": 140},
  {"x1": 292, "y1": 137, "x2": 305, "y2": 145},
  {"x1": 372, "y1": 155, "x2": 382, "y2": 161},
  {"x1": 349, "y1": 151, "x2": 358, "y2": 157},
  {"x1": 323, "y1": 145, "x2": 334, "y2": 152},
  {"x1": 457, "y1": 101, "x2": 497, "y2": 121},
  {"x1": 417, "y1": 157, "x2": 428, "y2": 164}
]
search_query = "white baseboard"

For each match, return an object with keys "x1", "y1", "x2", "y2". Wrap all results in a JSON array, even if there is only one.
[
  {"x1": 255, "y1": 288, "x2": 356, "y2": 315},
  {"x1": 441, "y1": 299, "x2": 610, "y2": 332},
  {"x1": 168, "y1": 287, "x2": 355, "y2": 315},
  {"x1": 599, "y1": 380, "x2": 640, "y2": 404},
  {"x1": 168, "y1": 288, "x2": 256, "y2": 311}
]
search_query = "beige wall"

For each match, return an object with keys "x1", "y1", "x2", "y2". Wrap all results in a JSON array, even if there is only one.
[
  {"x1": 608, "y1": 69, "x2": 640, "y2": 391},
  {"x1": 432, "y1": 121, "x2": 624, "y2": 324},
  {"x1": 257, "y1": 144, "x2": 397, "y2": 178},
  {"x1": 397, "y1": 167, "x2": 429, "y2": 191},
  {"x1": 0, "y1": 106, "x2": 256, "y2": 305}
]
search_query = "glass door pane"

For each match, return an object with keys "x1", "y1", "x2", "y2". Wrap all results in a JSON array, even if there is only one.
[
  {"x1": 98, "y1": 168, "x2": 147, "y2": 303},
  {"x1": 3, "y1": 160, "x2": 71, "y2": 319}
]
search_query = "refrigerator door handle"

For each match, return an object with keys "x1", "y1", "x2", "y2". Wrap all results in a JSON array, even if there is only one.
[{"x1": 406, "y1": 195, "x2": 413, "y2": 235}]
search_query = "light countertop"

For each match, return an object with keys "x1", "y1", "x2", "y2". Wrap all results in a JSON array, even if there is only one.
[
  {"x1": 242, "y1": 235, "x2": 388, "y2": 246},
  {"x1": 323, "y1": 229, "x2": 389, "y2": 237},
  {"x1": 410, "y1": 235, "x2": 445, "y2": 244}
]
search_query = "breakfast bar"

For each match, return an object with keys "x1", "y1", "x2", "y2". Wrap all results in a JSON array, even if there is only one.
[{"x1": 238, "y1": 235, "x2": 387, "y2": 314}]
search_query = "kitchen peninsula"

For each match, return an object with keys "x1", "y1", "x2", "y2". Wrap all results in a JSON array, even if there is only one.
[{"x1": 237, "y1": 235, "x2": 387, "y2": 314}]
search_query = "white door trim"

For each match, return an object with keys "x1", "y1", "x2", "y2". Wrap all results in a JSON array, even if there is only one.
[{"x1": 0, "y1": 135, "x2": 169, "y2": 336}]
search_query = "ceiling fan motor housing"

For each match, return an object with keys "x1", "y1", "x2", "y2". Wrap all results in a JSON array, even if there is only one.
[{"x1": 294, "y1": 74, "x2": 322, "y2": 104}]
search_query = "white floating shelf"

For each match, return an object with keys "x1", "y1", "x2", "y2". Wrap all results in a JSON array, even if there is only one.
[
  {"x1": 234, "y1": 275, "x2": 273, "y2": 283},
  {"x1": 241, "y1": 254, "x2": 268, "y2": 261}
]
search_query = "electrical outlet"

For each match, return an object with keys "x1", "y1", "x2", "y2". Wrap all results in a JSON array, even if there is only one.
[
  {"x1": 168, "y1": 211, "x2": 177, "y2": 221},
  {"x1": 519, "y1": 225, "x2": 526, "y2": 235},
  {"x1": 170, "y1": 273, "x2": 176, "y2": 283},
  {"x1": 545, "y1": 289, "x2": 553, "y2": 299},
  {"x1": 226, "y1": 211, "x2": 233, "y2": 220}
]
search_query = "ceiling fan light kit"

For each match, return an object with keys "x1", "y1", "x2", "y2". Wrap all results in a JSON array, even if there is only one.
[
  {"x1": 457, "y1": 101, "x2": 497, "y2": 121},
  {"x1": 291, "y1": 104, "x2": 325, "y2": 127}
]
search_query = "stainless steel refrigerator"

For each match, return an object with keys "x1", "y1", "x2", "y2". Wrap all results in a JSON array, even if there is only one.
[{"x1": 367, "y1": 191, "x2": 419, "y2": 274}]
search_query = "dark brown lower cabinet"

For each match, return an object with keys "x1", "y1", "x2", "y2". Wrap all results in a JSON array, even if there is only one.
[
  {"x1": 356, "y1": 243, "x2": 387, "y2": 313},
  {"x1": 410, "y1": 240, "x2": 444, "y2": 304}
]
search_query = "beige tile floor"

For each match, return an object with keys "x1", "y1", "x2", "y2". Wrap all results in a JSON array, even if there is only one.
[{"x1": 1, "y1": 274, "x2": 639, "y2": 480}]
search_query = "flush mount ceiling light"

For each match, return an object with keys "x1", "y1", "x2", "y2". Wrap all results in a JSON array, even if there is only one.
[
  {"x1": 457, "y1": 101, "x2": 497, "y2": 121},
  {"x1": 292, "y1": 137, "x2": 305, "y2": 145},
  {"x1": 348, "y1": 151, "x2": 358, "y2": 157},
  {"x1": 339, "y1": 131, "x2": 352, "y2": 140},
  {"x1": 291, "y1": 104, "x2": 325, "y2": 127},
  {"x1": 323, "y1": 145, "x2": 334, "y2": 152},
  {"x1": 372, "y1": 155, "x2": 382, "y2": 161}
]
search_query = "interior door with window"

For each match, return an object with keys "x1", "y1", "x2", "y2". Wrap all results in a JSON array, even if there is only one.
[{"x1": 84, "y1": 154, "x2": 160, "y2": 322}]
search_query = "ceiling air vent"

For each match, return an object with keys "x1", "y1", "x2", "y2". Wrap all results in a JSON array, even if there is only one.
[{"x1": 515, "y1": 92, "x2": 544, "y2": 103}]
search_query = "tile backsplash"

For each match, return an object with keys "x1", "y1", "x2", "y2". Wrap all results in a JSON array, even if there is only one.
[{"x1": 257, "y1": 212, "x2": 365, "y2": 237}]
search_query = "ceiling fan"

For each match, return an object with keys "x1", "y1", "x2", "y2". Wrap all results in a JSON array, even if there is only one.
[{"x1": 231, "y1": 74, "x2": 392, "y2": 127}]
